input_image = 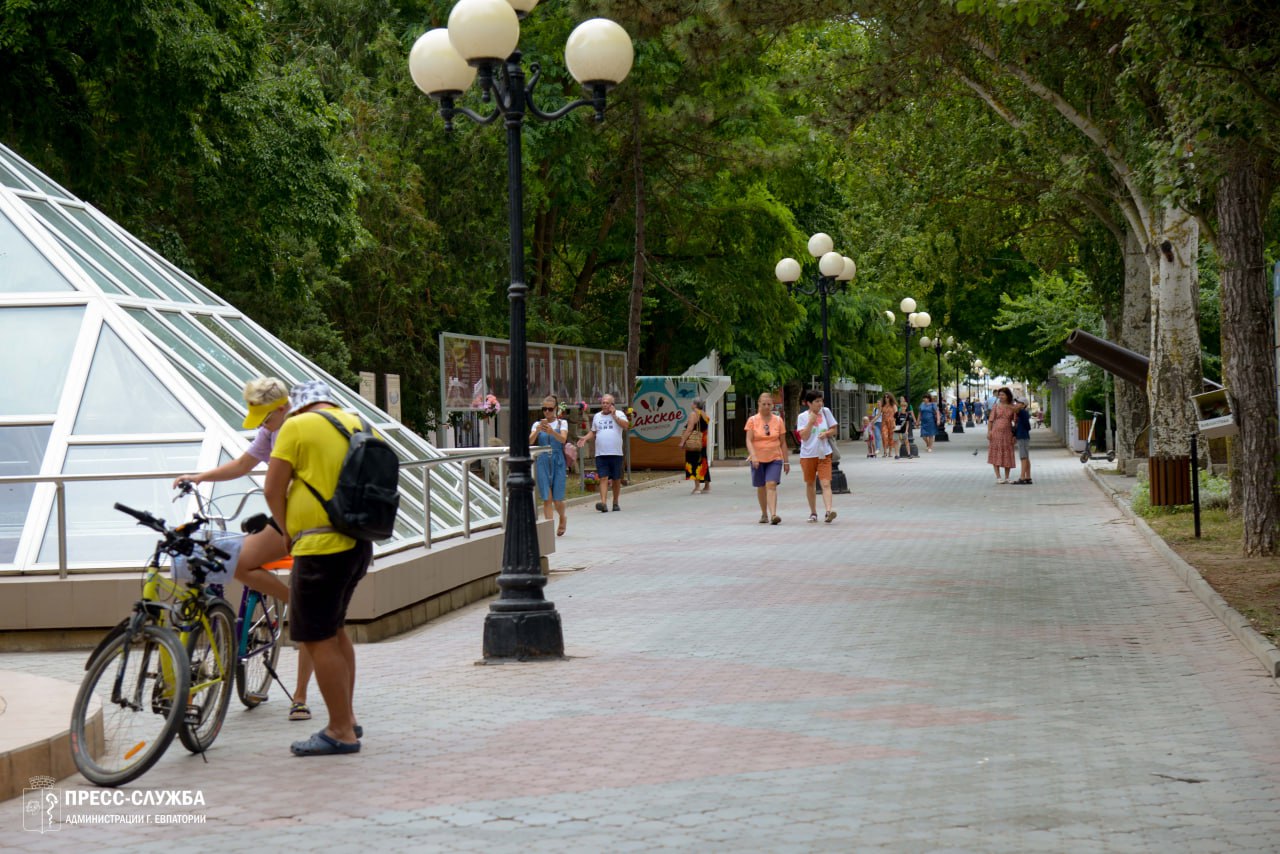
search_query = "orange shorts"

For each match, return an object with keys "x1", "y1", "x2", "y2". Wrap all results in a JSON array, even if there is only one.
[{"x1": 800, "y1": 455, "x2": 832, "y2": 484}]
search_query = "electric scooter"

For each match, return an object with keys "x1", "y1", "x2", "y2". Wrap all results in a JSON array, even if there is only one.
[{"x1": 1079, "y1": 410, "x2": 1115, "y2": 463}]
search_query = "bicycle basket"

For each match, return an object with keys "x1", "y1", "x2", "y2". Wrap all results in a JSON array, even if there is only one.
[{"x1": 171, "y1": 530, "x2": 244, "y2": 584}]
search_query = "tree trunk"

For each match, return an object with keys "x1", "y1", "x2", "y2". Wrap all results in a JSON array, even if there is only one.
[
  {"x1": 1216, "y1": 148, "x2": 1279, "y2": 555},
  {"x1": 1117, "y1": 226, "x2": 1151, "y2": 464},
  {"x1": 1146, "y1": 204, "x2": 1201, "y2": 469},
  {"x1": 626, "y1": 105, "x2": 645, "y2": 400}
]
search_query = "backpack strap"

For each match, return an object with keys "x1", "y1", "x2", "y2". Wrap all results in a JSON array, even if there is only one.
[{"x1": 294, "y1": 409, "x2": 367, "y2": 524}]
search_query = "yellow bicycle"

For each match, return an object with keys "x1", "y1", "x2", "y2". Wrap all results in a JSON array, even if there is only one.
[{"x1": 68, "y1": 503, "x2": 236, "y2": 786}]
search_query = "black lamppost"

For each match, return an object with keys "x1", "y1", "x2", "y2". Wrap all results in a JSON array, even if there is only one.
[
  {"x1": 410, "y1": 0, "x2": 633, "y2": 660},
  {"x1": 920, "y1": 334, "x2": 952, "y2": 442},
  {"x1": 950, "y1": 355, "x2": 964, "y2": 434},
  {"x1": 967, "y1": 358, "x2": 982, "y2": 427},
  {"x1": 775, "y1": 233, "x2": 855, "y2": 494},
  {"x1": 894, "y1": 297, "x2": 930, "y2": 424}
]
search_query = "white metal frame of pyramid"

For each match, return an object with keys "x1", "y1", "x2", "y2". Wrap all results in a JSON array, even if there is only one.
[{"x1": 0, "y1": 142, "x2": 501, "y2": 574}]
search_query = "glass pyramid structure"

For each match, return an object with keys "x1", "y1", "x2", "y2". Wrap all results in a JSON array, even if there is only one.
[{"x1": 0, "y1": 142, "x2": 501, "y2": 573}]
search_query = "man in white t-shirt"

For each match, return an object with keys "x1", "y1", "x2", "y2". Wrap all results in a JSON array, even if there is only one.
[
  {"x1": 797, "y1": 389, "x2": 839, "y2": 523},
  {"x1": 577, "y1": 394, "x2": 630, "y2": 512}
]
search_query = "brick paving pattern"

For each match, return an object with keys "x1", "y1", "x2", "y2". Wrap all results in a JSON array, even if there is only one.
[{"x1": 3, "y1": 427, "x2": 1279, "y2": 852}]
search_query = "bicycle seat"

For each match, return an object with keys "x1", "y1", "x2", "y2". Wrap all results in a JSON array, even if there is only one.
[{"x1": 241, "y1": 512, "x2": 271, "y2": 534}]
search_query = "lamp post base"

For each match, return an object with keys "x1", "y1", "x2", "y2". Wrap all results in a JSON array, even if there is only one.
[
  {"x1": 935, "y1": 430, "x2": 950, "y2": 442},
  {"x1": 483, "y1": 605, "x2": 565, "y2": 661},
  {"x1": 830, "y1": 463, "x2": 849, "y2": 494},
  {"x1": 952, "y1": 421, "x2": 965, "y2": 434}
]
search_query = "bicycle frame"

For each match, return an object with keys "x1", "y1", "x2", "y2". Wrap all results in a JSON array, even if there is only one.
[{"x1": 139, "y1": 560, "x2": 227, "y2": 705}]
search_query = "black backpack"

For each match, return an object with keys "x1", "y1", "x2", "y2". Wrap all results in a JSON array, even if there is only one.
[{"x1": 299, "y1": 411, "x2": 400, "y2": 541}]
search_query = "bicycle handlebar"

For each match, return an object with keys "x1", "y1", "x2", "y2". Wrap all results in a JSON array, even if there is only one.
[{"x1": 113, "y1": 502, "x2": 166, "y2": 533}]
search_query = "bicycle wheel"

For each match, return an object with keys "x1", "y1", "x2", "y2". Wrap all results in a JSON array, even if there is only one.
[
  {"x1": 236, "y1": 593, "x2": 283, "y2": 708},
  {"x1": 69, "y1": 622, "x2": 189, "y2": 787},
  {"x1": 179, "y1": 600, "x2": 236, "y2": 754}
]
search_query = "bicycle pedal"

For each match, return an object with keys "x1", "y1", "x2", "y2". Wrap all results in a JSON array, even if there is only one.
[{"x1": 184, "y1": 705, "x2": 202, "y2": 725}]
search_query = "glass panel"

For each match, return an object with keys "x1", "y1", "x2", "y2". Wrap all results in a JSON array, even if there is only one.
[
  {"x1": 0, "y1": 306, "x2": 84, "y2": 416},
  {"x1": 123, "y1": 308, "x2": 244, "y2": 403},
  {"x1": 157, "y1": 352, "x2": 245, "y2": 429},
  {"x1": 0, "y1": 425, "x2": 51, "y2": 563},
  {"x1": 207, "y1": 449, "x2": 268, "y2": 528},
  {"x1": 193, "y1": 315, "x2": 279, "y2": 379},
  {"x1": 38, "y1": 443, "x2": 200, "y2": 564},
  {"x1": 0, "y1": 209, "x2": 75, "y2": 292},
  {"x1": 75, "y1": 325, "x2": 201, "y2": 434},
  {"x1": 118, "y1": 231, "x2": 225, "y2": 306},
  {"x1": 0, "y1": 149, "x2": 72, "y2": 197},
  {"x1": 163, "y1": 312, "x2": 254, "y2": 386},
  {"x1": 19, "y1": 198, "x2": 162, "y2": 298},
  {"x1": 61, "y1": 205, "x2": 192, "y2": 302},
  {"x1": 225, "y1": 318, "x2": 385, "y2": 422},
  {"x1": 0, "y1": 156, "x2": 31, "y2": 189},
  {"x1": 32, "y1": 226, "x2": 126, "y2": 294}
]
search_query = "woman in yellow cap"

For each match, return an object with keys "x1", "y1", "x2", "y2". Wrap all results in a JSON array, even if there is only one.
[{"x1": 173, "y1": 376, "x2": 315, "y2": 720}]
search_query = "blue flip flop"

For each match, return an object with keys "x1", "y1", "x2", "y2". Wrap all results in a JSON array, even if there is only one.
[{"x1": 291, "y1": 729, "x2": 360, "y2": 756}]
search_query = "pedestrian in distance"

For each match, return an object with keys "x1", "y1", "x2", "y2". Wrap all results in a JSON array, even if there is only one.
[
  {"x1": 878, "y1": 392, "x2": 897, "y2": 458},
  {"x1": 265, "y1": 381, "x2": 373, "y2": 756},
  {"x1": 173, "y1": 376, "x2": 316, "y2": 723},
  {"x1": 531, "y1": 395, "x2": 569, "y2": 535},
  {"x1": 862, "y1": 415, "x2": 877, "y2": 458},
  {"x1": 745, "y1": 391, "x2": 790, "y2": 524},
  {"x1": 986, "y1": 386, "x2": 1020, "y2": 484},
  {"x1": 896, "y1": 396, "x2": 916, "y2": 458},
  {"x1": 797, "y1": 390, "x2": 838, "y2": 523},
  {"x1": 679, "y1": 397, "x2": 711, "y2": 494},
  {"x1": 1012, "y1": 399, "x2": 1033, "y2": 484},
  {"x1": 918, "y1": 393, "x2": 939, "y2": 453},
  {"x1": 577, "y1": 393, "x2": 630, "y2": 512}
]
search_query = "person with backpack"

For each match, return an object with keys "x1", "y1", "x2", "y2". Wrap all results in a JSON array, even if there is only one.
[{"x1": 266, "y1": 380, "x2": 399, "y2": 756}]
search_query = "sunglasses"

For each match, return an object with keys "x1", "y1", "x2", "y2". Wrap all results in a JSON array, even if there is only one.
[
  {"x1": 541, "y1": 407, "x2": 555, "y2": 412},
  {"x1": 763, "y1": 421, "x2": 770, "y2": 436}
]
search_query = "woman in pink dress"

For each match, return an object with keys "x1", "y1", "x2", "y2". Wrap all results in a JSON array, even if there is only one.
[{"x1": 987, "y1": 387, "x2": 1019, "y2": 483}]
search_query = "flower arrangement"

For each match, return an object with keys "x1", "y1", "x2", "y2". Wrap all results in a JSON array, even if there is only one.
[
  {"x1": 559, "y1": 400, "x2": 588, "y2": 419},
  {"x1": 478, "y1": 393, "x2": 501, "y2": 420}
]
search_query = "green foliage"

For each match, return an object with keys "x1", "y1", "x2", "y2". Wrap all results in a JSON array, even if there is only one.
[
  {"x1": 1132, "y1": 468, "x2": 1230, "y2": 516},
  {"x1": 1068, "y1": 365, "x2": 1108, "y2": 422}
]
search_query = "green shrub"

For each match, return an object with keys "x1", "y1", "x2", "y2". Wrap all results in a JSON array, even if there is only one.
[{"x1": 1130, "y1": 468, "x2": 1229, "y2": 517}]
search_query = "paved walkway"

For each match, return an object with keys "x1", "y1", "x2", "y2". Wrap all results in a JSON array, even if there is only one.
[{"x1": 3, "y1": 426, "x2": 1280, "y2": 852}]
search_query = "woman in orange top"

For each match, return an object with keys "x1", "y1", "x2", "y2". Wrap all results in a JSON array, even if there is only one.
[
  {"x1": 878, "y1": 392, "x2": 897, "y2": 458},
  {"x1": 744, "y1": 392, "x2": 790, "y2": 524}
]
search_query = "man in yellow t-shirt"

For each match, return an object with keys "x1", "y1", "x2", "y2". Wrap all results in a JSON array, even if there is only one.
[{"x1": 265, "y1": 380, "x2": 372, "y2": 757}]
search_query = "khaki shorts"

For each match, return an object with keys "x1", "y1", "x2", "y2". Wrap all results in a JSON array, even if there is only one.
[{"x1": 800, "y1": 455, "x2": 832, "y2": 484}]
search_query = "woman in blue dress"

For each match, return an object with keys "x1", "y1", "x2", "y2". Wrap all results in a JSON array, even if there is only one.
[
  {"x1": 919, "y1": 393, "x2": 939, "y2": 452},
  {"x1": 531, "y1": 395, "x2": 569, "y2": 535}
]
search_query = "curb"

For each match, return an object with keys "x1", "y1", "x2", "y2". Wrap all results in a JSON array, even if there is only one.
[{"x1": 1084, "y1": 465, "x2": 1280, "y2": 678}]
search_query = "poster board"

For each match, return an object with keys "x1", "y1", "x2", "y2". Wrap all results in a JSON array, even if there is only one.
[{"x1": 629, "y1": 375, "x2": 731, "y2": 469}]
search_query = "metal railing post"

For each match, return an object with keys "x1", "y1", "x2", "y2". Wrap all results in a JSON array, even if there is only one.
[
  {"x1": 499, "y1": 456, "x2": 507, "y2": 530},
  {"x1": 55, "y1": 480, "x2": 68, "y2": 579},
  {"x1": 423, "y1": 466, "x2": 433, "y2": 550},
  {"x1": 462, "y1": 462, "x2": 471, "y2": 539}
]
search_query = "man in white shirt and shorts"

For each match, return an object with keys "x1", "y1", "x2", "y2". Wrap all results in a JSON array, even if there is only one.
[{"x1": 577, "y1": 394, "x2": 630, "y2": 512}]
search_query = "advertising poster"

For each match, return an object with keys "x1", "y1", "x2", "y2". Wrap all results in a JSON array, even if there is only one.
[
  {"x1": 629, "y1": 376, "x2": 731, "y2": 469},
  {"x1": 580, "y1": 352, "x2": 603, "y2": 404},
  {"x1": 358, "y1": 371, "x2": 376, "y2": 405},
  {"x1": 603, "y1": 353, "x2": 627, "y2": 403},
  {"x1": 442, "y1": 335, "x2": 484, "y2": 409},
  {"x1": 527, "y1": 344, "x2": 551, "y2": 403},
  {"x1": 385, "y1": 374, "x2": 402, "y2": 421},
  {"x1": 485, "y1": 341, "x2": 510, "y2": 405},
  {"x1": 552, "y1": 347, "x2": 578, "y2": 403}
]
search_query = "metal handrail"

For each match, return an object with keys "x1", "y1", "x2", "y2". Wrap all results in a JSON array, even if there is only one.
[{"x1": 0, "y1": 446, "x2": 549, "y2": 576}]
